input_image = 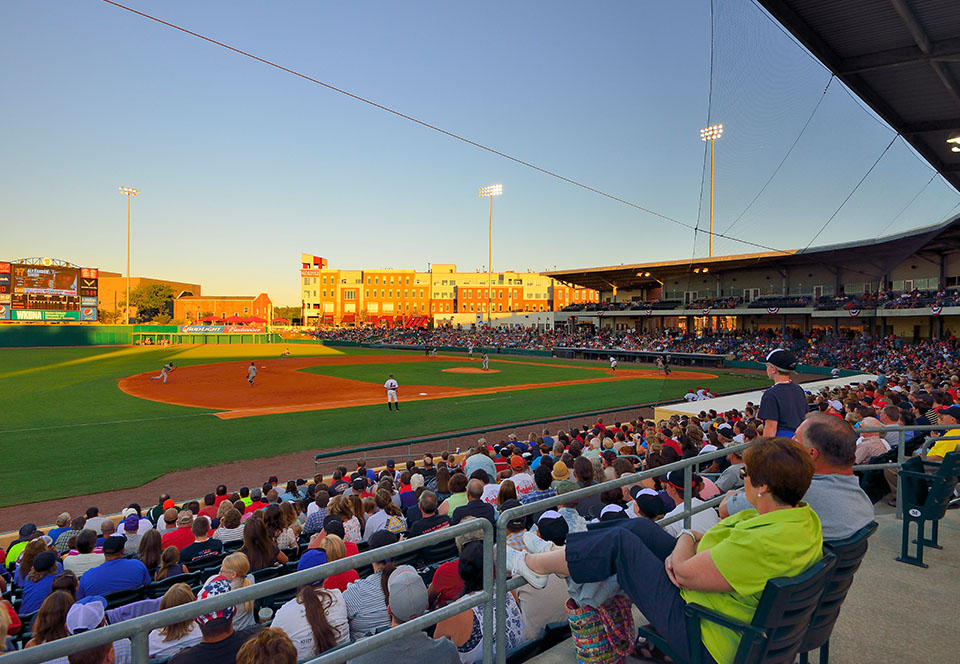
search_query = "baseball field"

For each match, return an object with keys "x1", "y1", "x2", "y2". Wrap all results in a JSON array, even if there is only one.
[{"x1": 0, "y1": 342, "x2": 768, "y2": 507}]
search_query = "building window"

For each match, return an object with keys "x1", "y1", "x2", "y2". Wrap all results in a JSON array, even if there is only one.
[
  {"x1": 367, "y1": 277, "x2": 371, "y2": 285},
  {"x1": 344, "y1": 290, "x2": 356, "y2": 299},
  {"x1": 244, "y1": 307, "x2": 249, "y2": 313},
  {"x1": 303, "y1": 277, "x2": 310, "y2": 285},
  {"x1": 404, "y1": 290, "x2": 408, "y2": 298}
]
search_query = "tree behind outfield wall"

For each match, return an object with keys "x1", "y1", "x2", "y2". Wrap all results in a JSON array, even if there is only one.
[{"x1": 127, "y1": 283, "x2": 175, "y2": 322}]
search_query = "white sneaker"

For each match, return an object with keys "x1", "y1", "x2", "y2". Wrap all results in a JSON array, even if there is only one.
[
  {"x1": 510, "y1": 551, "x2": 548, "y2": 590},
  {"x1": 523, "y1": 529, "x2": 554, "y2": 554}
]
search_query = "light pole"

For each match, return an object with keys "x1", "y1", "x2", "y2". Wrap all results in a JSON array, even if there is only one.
[
  {"x1": 700, "y1": 124, "x2": 723, "y2": 257},
  {"x1": 118, "y1": 186, "x2": 139, "y2": 324},
  {"x1": 478, "y1": 184, "x2": 502, "y2": 325}
]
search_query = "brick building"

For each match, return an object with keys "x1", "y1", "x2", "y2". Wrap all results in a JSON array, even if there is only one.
[{"x1": 174, "y1": 293, "x2": 273, "y2": 324}]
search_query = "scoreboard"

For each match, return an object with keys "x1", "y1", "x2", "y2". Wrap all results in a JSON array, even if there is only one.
[{"x1": 0, "y1": 261, "x2": 98, "y2": 321}]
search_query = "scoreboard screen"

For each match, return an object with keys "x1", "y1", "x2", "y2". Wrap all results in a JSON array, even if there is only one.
[{"x1": 0, "y1": 262, "x2": 98, "y2": 321}]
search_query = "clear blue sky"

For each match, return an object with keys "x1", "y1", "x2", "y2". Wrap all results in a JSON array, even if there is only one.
[{"x1": 2, "y1": 0, "x2": 958, "y2": 305}]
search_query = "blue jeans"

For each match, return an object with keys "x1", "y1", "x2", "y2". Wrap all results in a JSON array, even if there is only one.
[{"x1": 565, "y1": 518, "x2": 718, "y2": 664}]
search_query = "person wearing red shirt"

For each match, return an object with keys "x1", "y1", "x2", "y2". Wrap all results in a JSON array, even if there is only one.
[
  {"x1": 428, "y1": 559, "x2": 463, "y2": 609},
  {"x1": 161, "y1": 510, "x2": 196, "y2": 551},
  {"x1": 198, "y1": 494, "x2": 219, "y2": 521},
  {"x1": 213, "y1": 485, "x2": 231, "y2": 509}
]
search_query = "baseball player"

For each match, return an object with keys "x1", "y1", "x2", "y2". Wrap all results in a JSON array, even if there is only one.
[
  {"x1": 246, "y1": 361, "x2": 257, "y2": 387},
  {"x1": 655, "y1": 357, "x2": 666, "y2": 375},
  {"x1": 430, "y1": 347, "x2": 438, "y2": 359},
  {"x1": 482, "y1": 353, "x2": 489, "y2": 371},
  {"x1": 468, "y1": 345, "x2": 474, "y2": 360},
  {"x1": 280, "y1": 347, "x2": 290, "y2": 359},
  {"x1": 384, "y1": 373, "x2": 399, "y2": 411},
  {"x1": 150, "y1": 362, "x2": 175, "y2": 384},
  {"x1": 609, "y1": 356, "x2": 617, "y2": 372}
]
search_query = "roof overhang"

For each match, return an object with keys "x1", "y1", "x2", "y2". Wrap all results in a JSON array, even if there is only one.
[{"x1": 757, "y1": 0, "x2": 960, "y2": 193}]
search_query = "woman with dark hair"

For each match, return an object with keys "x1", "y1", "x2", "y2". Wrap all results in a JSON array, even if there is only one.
[
  {"x1": 497, "y1": 480, "x2": 518, "y2": 508},
  {"x1": 20, "y1": 550, "x2": 63, "y2": 614},
  {"x1": 571, "y1": 456, "x2": 603, "y2": 518},
  {"x1": 14, "y1": 539, "x2": 47, "y2": 586},
  {"x1": 270, "y1": 546, "x2": 349, "y2": 660},
  {"x1": 263, "y1": 504, "x2": 297, "y2": 550},
  {"x1": 49, "y1": 570, "x2": 78, "y2": 599},
  {"x1": 341, "y1": 530, "x2": 398, "y2": 641},
  {"x1": 25, "y1": 590, "x2": 73, "y2": 648},
  {"x1": 434, "y1": 465, "x2": 451, "y2": 504},
  {"x1": 518, "y1": 437, "x2": 823, "y2": 664},
  {"x1": 434, "y1": 540, "x2": 525, "y2": 662},
  {"x1": 138, "y1": 528, "x2": 163, "y2": 573},
  {"x1": 438, "y1": 473, "x2": 469, "y2": 516},
  {"x1": 281, "y1": 480, "x2": 301, "y2": 502},
  {"x1": 155, "y1": 546, "x2": 188, "y2": 581},
  {"x1": 240, "y1": 517, "x2": 289, "y2": 572}
]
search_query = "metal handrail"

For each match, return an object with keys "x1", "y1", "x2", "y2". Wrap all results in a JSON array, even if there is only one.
[{"x1": 1, "y1": 519, "x2": 494, "y2": 664}]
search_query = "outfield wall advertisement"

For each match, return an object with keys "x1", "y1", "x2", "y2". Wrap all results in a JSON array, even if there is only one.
[{"x1": 180, "y1": 325, "x2": 266, "y2": 334}]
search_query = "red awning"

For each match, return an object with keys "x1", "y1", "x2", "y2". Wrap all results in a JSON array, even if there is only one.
[
  {"x1": 224, "y1": 315, "x2": 244, "y2": 323},
  {"x1": 200, "y1": 315, "x2": 219, "y2": 323},
  {"x1": 342, "y1": 313, "x2": 356, "y2": 323},
  {"x1": 248, "y1": 316, "x2": 267, "y2": 323},
  {"x1": 272, "y1": 317, "x2": 289, "y2": 323}
]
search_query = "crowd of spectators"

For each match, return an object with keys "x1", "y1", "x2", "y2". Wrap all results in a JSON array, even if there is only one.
[
  {"x1": 318, "y1": 324, "x2": 960, "y2": 375},
  {"x1": 5, "y1": 356, "x2": 960, "y2": 662}
]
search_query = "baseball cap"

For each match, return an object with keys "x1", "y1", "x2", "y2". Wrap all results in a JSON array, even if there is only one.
[
  {"x1": 322, "y1": 516, "x2": 345, "y2": 539},
  {"x1": 123, "y1": 515, "x2": 140, "y2": 532},
  {"x1": 827, "y1": 400, "x2": 843, "y2": 411},
  {"x1": 102, "y1": 535, "x2": 127, "y2": 555},
  {"x1": 386, "y1": 459, "x2": 395, "y2": 468},
  {"x1": 500, "y1": 499, "x2": 525, "y2": 531},
  {"x1": 297, "y1": 548, "x2": 329, "y2": 581},
  {"x1": 176, "y1": 510, "x2": 193, "y2": 527},
  {"x1": 765, "y1": 349, "x2": 798, "y2": 372},
  {"x1": 352, "y1": 478, "x2": 367, "y2": 491},
  {"x1": 195, "y1": 575, "x2": 236, "y2": 625},
  {"x1": 599, "y1": 505, "x2": 627, "y2": 522},
  {"x1": 121, "y1": 508, "x2": 137, "y2": 519},
  {"x1": 18, "y1": 523, "x2": 37, "y2": 539},
  {"x1": 32, "y1": 550, "x2": 58, "y2": 573},
  {"x1": 555, "y1": 479, "x2": 579, "y2": 495},
  {"x1": 387, "y1": 565, "x2": 429, "y2": 622},
  {"x1": 66, "y1": 598, "x2": 106, "y2": 634},
  {"x1": 937, "y1": 405, "x2": 960, "y2": 420},
  {"x1": 634, "y1": 493, "x2": 666, "y2": 519},
  {"x1": 551, "y1": 461, "x2": 570, "y2": 481},
  {"x1": 162, "y1": 499, "x2": 176, "y2": 510},
  {"x1": 163, "y1": 507, "x2": 179, "y2": 523},
  {"x1": 510, "y1": 456, "x2": 525, "y2": 470},
  {"x1": 665, "y1": 470, "x2": 699, "y2": 492},
  {"x1": 716, "y1": 424, "x2": 734, "y2": 439},
  {"x1": 536, "y1": 511, "x2": 569, "y2": 545},
  {"x1": 367, "y1": 530, "x2": 399, "y2": 557}
]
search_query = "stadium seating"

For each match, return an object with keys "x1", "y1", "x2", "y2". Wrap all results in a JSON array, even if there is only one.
[
  {"x1": 637, "y1": 552, "x2": 836, "y2": 664},
  {"x1": 896, "y1": 451, "x2": 960, "y2": 567}
]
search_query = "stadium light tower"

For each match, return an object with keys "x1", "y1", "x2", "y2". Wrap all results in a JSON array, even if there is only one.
[
  {"x1": 478, "y1": 184, "x2": 503, "y2": 324},
  {"x1": 700, "y1": 123, "x2": 723, "y2": 258},
  {"x1": 118, "y1": 186, "x2": 139, "y2": 324}
]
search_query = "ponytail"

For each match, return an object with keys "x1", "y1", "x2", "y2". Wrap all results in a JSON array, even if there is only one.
[
  {"x1": 297, "y1": 586, "x2": 339, "y2": 655},
  {"x1": 379, "y1": 561, "x2": 397, "y2": 602}
]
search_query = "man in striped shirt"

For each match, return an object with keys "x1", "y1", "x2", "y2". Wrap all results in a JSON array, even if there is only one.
[{"x1": 342, "y1": 530, "x2": 397, "y2": 640}]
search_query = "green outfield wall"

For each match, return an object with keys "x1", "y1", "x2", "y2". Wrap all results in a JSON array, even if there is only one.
[{"x1": 0, "y1": 324, "x2": 281, "y2": 347}]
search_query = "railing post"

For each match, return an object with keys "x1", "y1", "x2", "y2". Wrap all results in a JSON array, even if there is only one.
[
  {"x1": 495, "y1": 516, "x2": 508, "y2": 664},
  {"x1": 896, "y1": 434, "x2": 905, "y2": 520},
  {"x1": 482, "y1": 519, "x2": 495, "y2": 664},
  {"x1": 131, "y1": 630, "x2": 149, "y2": 663},
  {"x1": 683, "y1": 463, "x2": 693, "y2": 529}
]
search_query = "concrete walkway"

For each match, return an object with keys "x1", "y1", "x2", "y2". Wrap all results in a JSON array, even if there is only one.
[{"x1": 524, "y1": 508, "x2": 960, "y2": 664}]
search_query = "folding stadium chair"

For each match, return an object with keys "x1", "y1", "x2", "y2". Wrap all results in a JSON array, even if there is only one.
[
  {"x1": 103, "y1": 586, "x2": 145, "y2": 609},
  {"x1": 896, "y1": 451, "x2": 960, "y2": 567},
  {"x1": 798, "y1": 522, "x2": 878, "y2": 664},
  {"x1": 145, "y1": 571, "x2": 203, "y2": 599},
  {"x1": 636, "y1": 552, "x2": 836, "y2": 664},
  {"x1": 222, "y1": 539, "x2": 243, "y2": 553}
]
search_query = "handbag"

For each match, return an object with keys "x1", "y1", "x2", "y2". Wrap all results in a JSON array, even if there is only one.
[{"x1": 565, "y1": 594, "x2": 636, "y2": 664}]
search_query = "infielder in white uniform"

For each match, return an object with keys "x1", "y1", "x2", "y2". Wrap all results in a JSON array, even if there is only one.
[
  {"x1": 468, "y1": 345, "x2": 474, "y2": 360},
  {"x1": 247, "y1": 361, "x2": 257, "y2": 387},
  {"x1": 481, "y1": 353, "x2": 489, "y2": 371},
  {"x1": 609, "y1": 356, "x2": 617, "y2": 372},
  {"x1": 384, "y1": 373, "x2": 399, "y2": 411},
  {"x1": 150, "y1": 362, "x2": 175, "y2": 384}
]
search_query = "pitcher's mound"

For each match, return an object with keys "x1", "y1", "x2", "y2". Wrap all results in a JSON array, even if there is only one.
[{"x1": 442, "y1": 367, "x2": 501, "y2": 374}]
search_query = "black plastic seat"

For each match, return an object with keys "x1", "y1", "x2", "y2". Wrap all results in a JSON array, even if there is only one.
[
  {"x1": 896, "y1": 451, "x2": 960, "y2": 567},
  {"x1": 145, "y1": 571, "x2": 203, "y2": 599},
  {"x1": 798, "y1": 522, "x2": 878, "y2": 664},
  {"x1": 103, "y1": 586, "x2": 146, "y2": 609},
  {"x1": 637, "y1": 552, "x2": 836, "y2": 664}
]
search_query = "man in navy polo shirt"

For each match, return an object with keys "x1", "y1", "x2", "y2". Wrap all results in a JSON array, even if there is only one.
[{"x1": 77, "y1": 535, "x2": 150, "y2": 599}]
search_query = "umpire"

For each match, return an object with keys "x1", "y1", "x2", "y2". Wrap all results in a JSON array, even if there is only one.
[{"x1": 759, "y1": 349, "x2": 809, "y2": 438}]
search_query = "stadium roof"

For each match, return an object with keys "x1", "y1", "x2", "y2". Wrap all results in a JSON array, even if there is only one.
[
  {"x1": 756, "y1": 0, "x2": 960, "y2": 193},
  {"x1": 545, "y1": 214, "x2": 960, "y2": 290}
]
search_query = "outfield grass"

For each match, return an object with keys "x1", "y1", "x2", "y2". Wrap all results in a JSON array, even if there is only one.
[{"x1": 0, "y1": 344, "x2": 768, "y2": 506}]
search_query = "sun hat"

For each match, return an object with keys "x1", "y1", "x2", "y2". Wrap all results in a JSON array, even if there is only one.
[{"x1": 551, "y1": 461, "x2": 570, "y2": 481}]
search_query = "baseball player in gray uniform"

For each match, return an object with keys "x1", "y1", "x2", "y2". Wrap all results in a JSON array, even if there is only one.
[
  {"x1": 384, "y1": 373, "x2": 399, "y2": 411},
  {"x1": 482, "y1": 353, "x2": 489, "y2": 371},
  {"x1": 246, "y1": 361, "x2": 257, "y2": 387},
  {"x1": 150, "y1": 362, "x2": 175, "y2": 384}
]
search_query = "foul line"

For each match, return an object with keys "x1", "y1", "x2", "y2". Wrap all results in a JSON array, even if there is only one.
[
  {"x1": 453, "y1": 396, "x2": 513, "y2": 405},
  {"x1": 0, "y1": 412, "x2": 216, "y2": 435}
]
